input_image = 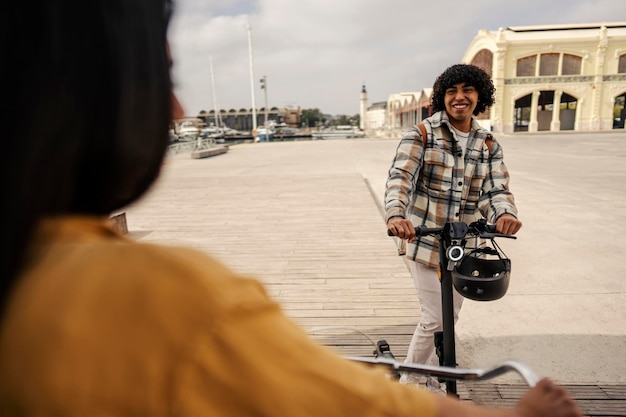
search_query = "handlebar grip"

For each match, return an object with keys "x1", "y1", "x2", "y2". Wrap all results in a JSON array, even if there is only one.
[
  {"x1": 387, "y1": 226, "x2": 444, "y2": 237},
  {"x1": 375, "y1": 340, "x2": 396, "y2": 360},
  {"x1": 416, "y1": 226, "x2": 444, "y2": 236},
  {"x1": 376, "y1": 340, "x2": 401, "y2": 380}
]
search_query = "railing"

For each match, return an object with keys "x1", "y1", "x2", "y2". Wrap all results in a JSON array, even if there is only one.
[{"x1": 167, "y1": 137, "x2": 217, "y2": 156}]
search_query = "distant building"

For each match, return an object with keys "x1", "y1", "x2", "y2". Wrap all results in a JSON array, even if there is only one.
[
  {"x1": 379, "y1": 89, "x2": 432, "y2": 134},
  {"x1": 364, "y1": 101, "x2": 387, "y2": 130},
  {"x1": 281, "y1": 107, "x2": 302, "y2": 128},
  {"x1": 385, "y1": 92, "x2": 418, "y2": 132},
  {"x1": 367, "y1": 22, "x2": 626, "y2": 136},
  {"x1": 197, "y1": 107, "x2": 302, "y2": 132},
  {"x1": 463, "y1": 22, "x2": 626, "y2": 132}
]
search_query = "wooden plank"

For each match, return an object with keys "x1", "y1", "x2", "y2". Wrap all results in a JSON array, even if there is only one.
[{"x1": 464, "y1": 384, "x2": 626, "y2": 416}]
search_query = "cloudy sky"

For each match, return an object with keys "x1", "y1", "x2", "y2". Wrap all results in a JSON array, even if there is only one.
[{"x1": 168, "y1": 0, "x2": 625, "y2": 117}]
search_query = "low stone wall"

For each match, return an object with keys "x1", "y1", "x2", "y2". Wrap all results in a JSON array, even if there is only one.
[{"x1": 191, "y1": 145, "x2": 229, "y2": 159}]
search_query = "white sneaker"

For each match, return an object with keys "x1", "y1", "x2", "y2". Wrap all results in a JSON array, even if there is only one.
[
  {"x1": 399, "y1": 372, "x2": 422, "y2": 386},
  {"x1": 425, "y1": 377, "x2": 446, "y2": 394}
]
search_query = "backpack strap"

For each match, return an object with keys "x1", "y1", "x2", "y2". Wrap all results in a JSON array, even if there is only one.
[
  {"x1": 485, "y1": 135, "x2": 493, "y2": 157},
  {"x1": 417, "y1": 123, "x2": 428, "y2": 147}
]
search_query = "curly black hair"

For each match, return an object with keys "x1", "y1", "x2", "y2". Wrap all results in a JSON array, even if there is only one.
[{"x1": 431, "y1": 64, "x2": 495, "y2": 115}]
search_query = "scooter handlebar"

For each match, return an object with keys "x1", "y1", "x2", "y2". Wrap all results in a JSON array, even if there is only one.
[{"x1": 387, "y1": 223, "x2": 516, "y2": 239}]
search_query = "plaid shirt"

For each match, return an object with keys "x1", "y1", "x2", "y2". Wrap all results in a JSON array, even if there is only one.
[{"x1": 384, "y1": 111, "x2": 518, "y2": 268}]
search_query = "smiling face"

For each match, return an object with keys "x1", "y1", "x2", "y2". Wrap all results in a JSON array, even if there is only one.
[{"x1": 444, "y1": 82, "x2": 479, "y2": 132}]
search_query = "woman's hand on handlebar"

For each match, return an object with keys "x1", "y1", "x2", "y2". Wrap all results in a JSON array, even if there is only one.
[
  {"x1": 432, "y1": 378, "x2": 582, "y2": 417},
  {"x1": 515, "y1": 378, "x2": 583, "y2": 417},
  {"x1": 495, "y1": 214, "x2": 522, "y2": 236},
  {"x1": 387, "y1": 217, "x2": 417, "y2": 243}
]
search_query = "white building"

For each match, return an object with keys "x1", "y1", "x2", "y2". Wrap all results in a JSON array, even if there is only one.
[
  {"x1": 363, "y1": 89, "x2": 432, "y2": 137},
  {"x1": 385, "y1": 92, "x2": 419, "y2": 131},
  {"x1": 462, "y1": 22, "x2": 626, "y2": 132},
  {"x1": 365, "y1": 101, "x2": 387, "y2": 130},
  {"x1": 365, "y1": 22, "x2": 626, "y2": 135}
]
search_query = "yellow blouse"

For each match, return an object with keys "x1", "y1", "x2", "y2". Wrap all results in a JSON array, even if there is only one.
[{"x1": 0, "y1": 216, "x2": 436, "y2": 416}]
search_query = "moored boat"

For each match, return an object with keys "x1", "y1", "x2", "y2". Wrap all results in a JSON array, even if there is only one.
[
  {"x1": 176, "y1": 120, "x2": 201, "y2": 141},
  {"x1": 255, "y1": 127, "x2": 274, "y2": 142},
  {"x1": 311, "y1": 125, "x2": 365, "y2": 140}
]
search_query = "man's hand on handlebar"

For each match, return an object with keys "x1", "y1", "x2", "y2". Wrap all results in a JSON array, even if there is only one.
[
  {"x1": 495, "y1": 214, "x2": 522, "y2": 236},
  {"x1": 387, "y1": 216, "x2": 417, "y2": 243}
]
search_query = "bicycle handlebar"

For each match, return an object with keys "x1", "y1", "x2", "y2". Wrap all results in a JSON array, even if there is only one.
[{"x1": 347, "y1": 357, "x2": 540, "y2": 387}]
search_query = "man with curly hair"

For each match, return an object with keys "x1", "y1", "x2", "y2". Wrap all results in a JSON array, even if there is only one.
[{"x1": 384, "y1": 64, "x2": 522, "y2": 390}]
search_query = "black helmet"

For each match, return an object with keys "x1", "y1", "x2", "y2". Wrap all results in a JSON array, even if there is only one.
[{"x1": 451, "y1": 245, "x2": 511, "y2": 301}]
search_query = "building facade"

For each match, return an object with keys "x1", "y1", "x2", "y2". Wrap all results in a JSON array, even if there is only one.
[
  {"x1": 385, "y1": 92, "x2": 416, "y2": 132},
  {"x1": 462, "y1": 22, "x2": 626, "y2": 133},
  {"x1": 364, "y1": 101, "x2": 387, "y2": 130},
  {"x1": 197, "y1": 107, "x2": 302, "y2": 132},
  {"x1": 365, "y1": 89, "x2": 433, "y2": 137}
]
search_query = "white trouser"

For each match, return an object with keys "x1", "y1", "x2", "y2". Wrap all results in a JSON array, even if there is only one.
[{"x1": 404, "y1": 260, "x2": 464, "y2": 366}]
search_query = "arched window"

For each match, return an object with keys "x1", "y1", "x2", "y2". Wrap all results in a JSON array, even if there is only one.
[
  {"x1": 619, "y1": 54, "x2": 626, "y2": 73},
  {"x1": 539, "y1": 53, "x2": 559, "y2": 76},
  {"x1": 562, "y1": 54, "x2": 582, "y2": 75},
  {"x1": 470, "y1": 49, "x2": 493, "y2": 77},
  {"x1": 516, "y1": 55, "x2": 536, "y2": 76},
  {"x1": 517, "y1": 53, "x2": 583, "y2": 77}
]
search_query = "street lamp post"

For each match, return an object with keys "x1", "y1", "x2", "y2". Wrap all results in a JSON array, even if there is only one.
[{"x1": 260, "y1": 75, "x2": 269, "y2": 127}]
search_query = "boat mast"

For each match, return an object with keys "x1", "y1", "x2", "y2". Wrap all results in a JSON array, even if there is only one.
[
  {"x1": 210, "y1": 57, "x2": 220, "y2": 129},
  {"x1": 247, "y1": 19, "x2": 257, "y2": 134}
]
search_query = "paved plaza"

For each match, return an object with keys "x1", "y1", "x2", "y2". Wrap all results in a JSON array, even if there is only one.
[{"x1": 125, "y1": 131, "x2": 626, "y2": 411}]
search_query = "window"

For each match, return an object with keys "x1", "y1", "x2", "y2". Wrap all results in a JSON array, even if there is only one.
[
  {"x1": 539, "y1": 53, "x2": 559, "y2": 76},
  {"x1": 471, "y1": 49, "x2": 493, "y2": 77},
  {"x1": 516, "y1": 55, "x2": 536, "y2": 76},
  {"x1": 619, "y1": 54, "x2": 626, "y2": 73},
  {"x1": 562, "y1": 54, "x2": 582, "y2": 75}
]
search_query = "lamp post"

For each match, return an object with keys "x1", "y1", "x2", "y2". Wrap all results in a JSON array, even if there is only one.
[{"x1": 260, "y1": 75, "x2": 269, "y2": 127}]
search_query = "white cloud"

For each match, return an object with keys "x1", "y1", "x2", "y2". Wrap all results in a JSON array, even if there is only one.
[{"x1": 169, "y1": 0, "x2": 626, "y2": 116}]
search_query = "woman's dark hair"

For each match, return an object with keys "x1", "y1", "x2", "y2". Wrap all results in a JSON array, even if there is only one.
[
  {"x1": 0, "y1": 0, "x2": 174, "y2": 306},
  {"x1": 431, "y1": 64, "x2": 495, "y2": 115}
]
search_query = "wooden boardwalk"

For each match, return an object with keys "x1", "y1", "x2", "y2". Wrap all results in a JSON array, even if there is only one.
[
  {"x1": 126, "y1": 136, "x2": 626, "y2": 416},
  {"x1": 128, "y1": 139, "x2": 420, "y2": 360},
  {"x1": 464, "y1": 383, "x2": 626, "y2": 416}
]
